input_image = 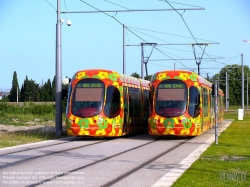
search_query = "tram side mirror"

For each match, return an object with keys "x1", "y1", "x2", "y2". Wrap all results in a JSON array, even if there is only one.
[
  {"x1": 211, "y1": 84, "x2": 219, "y2": 97},
  {"x1": 62, "y1": 85, "x2": 68, "y2": 100}
]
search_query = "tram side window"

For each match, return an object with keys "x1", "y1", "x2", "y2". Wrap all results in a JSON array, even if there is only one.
[
  {"x1": 188, "y1": 86, "x2": 200, "y2": 118},
  {"x1": 143, "y1": 90, "x2": 149, "y2": 110},
  {"x1": 202, "y1": 88, "x2": 208, "y2": 117},
  {"x1": 66, "y1": 85, "x2": 72, "y2": 116},
  {"x1": 128, "y1": 87, "x2": 141, "y2": 117},
  {"x1": 143, "y1": 89, "x2": 150, "y2": 119},
  {"x1": 104, "y1": 86, "x2": 120, "y2": 118},
  {"x1": 123, "y1": 86, "x2": 128, "y2": 112}
]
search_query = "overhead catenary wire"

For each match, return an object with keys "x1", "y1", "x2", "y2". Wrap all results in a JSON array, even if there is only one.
[
  {"x1": 129, "y1": 27, "x2": 229, "y2": 67},
  {"x1": 78, "y1": 0, "x2": 236, "y2": 74},
  {"x1": 44, "y1": 0, "x2": 56, "y2": 10},
  {"x1": 79, "y1": 0, "x2": 192, "y2": 70},
  {"x1": 125, "y1": 27, "x2": 130, "y2": 44},
  {"x1": 103, "y1": 0, "x2": 130, "y2": 10},
  {"x1": 209, "y1": 55, "x2": 241, "y2": 68},
  {"x1": 158, "y1": 0, "x2": 204, "y2": 8},
  {"x1": 164, "y1": 0, "x2": 198, "y2": 43},
  {"x1": 79, "y1": 0, "x2": 146, "y2": 42},
  {"x1": 163, "y1": 0, "x2": 219, "y2": 63},
  {"x1": 128, "y1": 27, "x2": 222, "y2": 58},
  {"x1": 64, "y1": 0, "x2": 68, "y2": 12},
  {"x1": 129, "y1": 28, "x2": 172, "y2": 44},
  {"x1": 128, "y1": 26, "x2": 218, "y2": 43}
]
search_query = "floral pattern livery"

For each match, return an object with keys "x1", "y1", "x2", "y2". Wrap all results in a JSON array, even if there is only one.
[
  {"x1": 148, "y1": 70, "x2": 224, "y2": 136},
  {"x1": 65, "y1": 69, "x2": 149, "y2": 137}
]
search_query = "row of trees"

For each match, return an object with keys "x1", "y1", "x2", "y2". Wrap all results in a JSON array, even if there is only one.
[
  {"x1": 6, "y1": 71, "x2": 148, "y2": 103},
  {"x1": 211, "y1": 64, "x2": 250, "y2": 106},
  {"x1": 132, "y1": 65, "x2": 250, "y2": 106},
  {"x1": 8, "y1": 71, "x2": 56, "y2": 102},
  {"x1": 6, "y1": 64, "x2": 250, "y2": 106}
]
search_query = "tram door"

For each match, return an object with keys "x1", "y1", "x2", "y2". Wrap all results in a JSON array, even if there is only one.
[{"x1": 123, "y1": 86, "x2": 129, "y2": 133}]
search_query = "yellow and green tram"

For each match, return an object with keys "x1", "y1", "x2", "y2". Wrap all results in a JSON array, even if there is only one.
[
  {"x1": 148, "y1": 70, "x2": 224, "y2": 136},
  {"x1": 65, "y1": 69, "x2": 150, "y2": 137}
]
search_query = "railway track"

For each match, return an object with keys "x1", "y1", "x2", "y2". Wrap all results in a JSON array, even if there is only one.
[{"x1": 0, "y1": 133, "x2": 192, "y2": 187}]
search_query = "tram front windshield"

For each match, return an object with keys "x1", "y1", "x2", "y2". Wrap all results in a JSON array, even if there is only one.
[
  {"x1": 72, "y1": 79, "x2": 104, "y2": 117},
  {"x1": 156, "y1": 80, "x2": 187, "y2": 117}
]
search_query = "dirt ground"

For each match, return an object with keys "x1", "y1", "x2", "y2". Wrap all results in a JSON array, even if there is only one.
[{"x1": 0, "y1": 123, "x2": 65, "y2": 134}]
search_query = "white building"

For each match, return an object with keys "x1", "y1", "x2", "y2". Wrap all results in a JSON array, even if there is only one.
[{"x1": 0, "y1": 91, "x2": 10, "y2": 100}]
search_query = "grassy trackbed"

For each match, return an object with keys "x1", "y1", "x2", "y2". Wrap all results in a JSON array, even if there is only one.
[
  {"x1": 0, "y1": 102, "x2": 67, "y2": 148},
  {"x1": 0, "y1": 131, "x2": 66, "y2": 148},
  {"x1": 172, "y1": 110, "x2": 250, "y2": 187}
]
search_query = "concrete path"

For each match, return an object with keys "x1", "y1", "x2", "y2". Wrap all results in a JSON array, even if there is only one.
[{"x1": 151, "y1": 119, "x2": 233, "y2": 187}]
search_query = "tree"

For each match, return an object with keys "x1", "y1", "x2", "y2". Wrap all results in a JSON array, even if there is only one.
[
  {"x1": 8, "y1": 71, "x2": 20, "y2": 102},
  {"x1": 131, "y1": 72, "x2": 140, "y2": 78},
  {"x1": 40, "y1": 82, "x2": 46, "y2": 101},
  {"x1": 21, "y1": 76, "x2": 40, "y2": 102},
  {"x1": 217, "y1": 64, "x2": 250, "y2": 106},
  {"x1": 51, "y1": 76, "x2": 56, "y2": 101},
  {"x1": 144, "y1": 75, "x2": 152, "y2": 81}
]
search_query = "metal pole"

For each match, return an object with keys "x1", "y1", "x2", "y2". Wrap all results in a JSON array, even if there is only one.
[
  {"x1": 128, "y1": 43, "x2": 219, "y2": 47},
  {"x1": 198, "y1": 62, "x2": 200, "y2": 75},
  {"x1": 226, "y1": 71, "x2": 228, "y2": 110},
  {"x1": 241, "y1": 53, "x2": 244, "y2": 115},
  {"x1": 55, "y1": 0, "x2": 62, "y2": 137},
  {"x1": 141, "y1": 43, "x2": 144, "y2": 79},
  {"x1": 123, "y1": 24, "x2": 126, "y2": 75},
  {"x1": 247, "y1": 73, "x2": 249, "y2": 110},
  {"x1": 16, "y1": 86, "x2": 18, "y2": 102},
  {"x1": 228, "y1": 73, "x2": 230, "y2": 109},
  {"x1": 214, "y1": 80, "x2": 218, "y2": 145},
  {"x1": 62, "y1": 8, "x2": 205, "y2": 14}
]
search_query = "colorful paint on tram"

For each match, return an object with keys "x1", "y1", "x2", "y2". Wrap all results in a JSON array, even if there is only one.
[
  {"x1": 148, "y1": 70, "x2": 224, "y2": 136},
  {"x1": 65, "y1": 69, "x2": 150, "y2": 137}
]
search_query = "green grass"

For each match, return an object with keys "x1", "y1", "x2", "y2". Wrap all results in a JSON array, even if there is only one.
[
  {"x1": 0, "y1": 102, "x2": 67, "y2": 148},
  {"x1": 0, "y1": 131, "x2": 67, "y2": 148},
  {"x1": 0, "y1": 102, "x2": 56, "y2": 126},
  {"x1": 0, "y1": 113, "x2": 55, "y2": 126},
  {"x1": 172, "y1": 110, "x2": 250, "y2": 187}
]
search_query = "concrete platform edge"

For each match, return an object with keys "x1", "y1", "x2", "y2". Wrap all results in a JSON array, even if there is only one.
[{"x1": 151, "y1": 120, "x2": 233, "y2": 187}]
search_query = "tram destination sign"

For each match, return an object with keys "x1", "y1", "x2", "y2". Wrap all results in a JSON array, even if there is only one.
[
  {"x1": 158, "y1": 83, "x2": 184, "y2": 89},
  {"x1": 78, "y1": 83, "x2": 103, "y2": 88}
]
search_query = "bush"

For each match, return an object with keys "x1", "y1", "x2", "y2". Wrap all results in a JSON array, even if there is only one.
[{"x1": 0, "y1": 102, "x2": 56, "y2": 116}]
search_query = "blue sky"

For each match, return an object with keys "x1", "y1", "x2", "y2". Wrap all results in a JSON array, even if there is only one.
[{"x1": 0, "y1": 0, "x2": 249, "y2": 91}]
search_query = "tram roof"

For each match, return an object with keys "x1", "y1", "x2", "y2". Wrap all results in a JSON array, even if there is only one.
[
  {"x1": 151, "y1": 69, "x2": 212, "y2": 86},
  {"x1": 73, "y1": 69, "x2": 149, "y2": 86}
]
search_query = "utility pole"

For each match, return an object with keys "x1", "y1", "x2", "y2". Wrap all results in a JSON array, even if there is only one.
[
  {"x1": 127, "y1": 42, "x2": 219, "y2": 77},
  {"x1": 191, "y1": 43, "x2": 208, "y2": 75},
  {"x1": 140, "y1": 43, "x2": 156, "y2": 79},
  {"x1": 123, "y1": 24, "x2": 126, "y2": 74},
  {"x1": 241, "y1": 53, "x2": 244, "y2": 115},
  {"x1": 247, "y1": 73, "x2": 249, "y2": 110},
  {"x1": 16, "y1": 86, "x2": 18, "y2": 102},
  {"x1": 213, "y1": 80, "x2": 218, "y2": 145},
  {"x1": 141, "y1": 43, "x2": 144, "y2": 79},
  {"x1": 226, "y1": 71, "x2": 229, "y2": 110},
  {"x1": 55, "y1": 0, "x2": 62, "y2": 137}
]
